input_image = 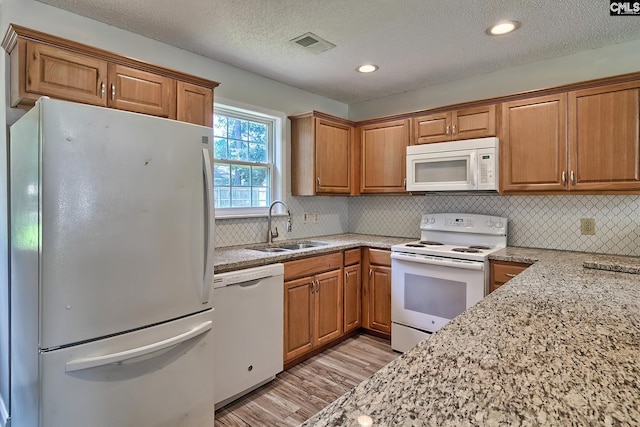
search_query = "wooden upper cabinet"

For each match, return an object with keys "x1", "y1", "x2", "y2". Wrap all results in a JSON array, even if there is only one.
[
  {"x1": 2, "y1": 24, "x2": 218, "y2": 125},
  {"x1": 290, "y1": 112, "x2": 353, "y2": 195},
  {"x1": 316, "y1": 119, "x2": 351, "y2": 193},
  {"x1": 501, "y1": 94, "x2": 568, "y2": 192},
  {"x1": 177, "y1": 81, "x2": 213, "y2": 127},
  {"x1": 108, "y1": 64, "x2": 176, "y2": 119},
  {"x1": 412, "y1": 105, "x2": 496, "y2": 144},
  {"x1": 20, "y1": 40, "x2": 107, "y2": 107},
  {"x1": 569, "y1": 81, "x2": 640, "y2": 191},
  {"x1": 360, "y1": 119, "x2": 409, "y2": 193}
]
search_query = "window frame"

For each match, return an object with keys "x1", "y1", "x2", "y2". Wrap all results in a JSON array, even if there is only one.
[{"x1": 213, "y1": 98, "x2": 286, "y2": 218}]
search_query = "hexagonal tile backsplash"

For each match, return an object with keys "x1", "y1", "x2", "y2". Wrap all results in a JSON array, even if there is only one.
[{"x1": 216, "y1": 194, "x2": 640, "y2": 256}]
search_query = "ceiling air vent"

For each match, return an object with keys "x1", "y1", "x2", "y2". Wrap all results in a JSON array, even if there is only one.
[{"x1": 290, "y1": 32, "x2": 336, "y2": 54}]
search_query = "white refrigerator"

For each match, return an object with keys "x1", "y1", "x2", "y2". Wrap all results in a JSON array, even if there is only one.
[{"x1": 8, "y1": 98, "x2": 215, "y2": 427}]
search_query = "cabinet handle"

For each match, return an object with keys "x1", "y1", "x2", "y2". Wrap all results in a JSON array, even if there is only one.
[
  {"x1": 369, "y1": 269, "x2": 372, "y2": 279},
  {"x1": 310, "y1": 280, "x2": 315, "y2": 294},
  {"x1": 504, "y1": 273, "x2": 517, "y2": 278},
  {"x1": 317, "y1": 177, "x2": 320, "y2": 187},
  {"x1": 100, "y1": 82, "x2": 105, "y2": 98},
  {"x1": 570, "y1": 171, "x2": 575, "y2": 185},
  {"x1": 561, "y1": 171, "x2": 566, "y2": 185},
  {"x1": 445, "y1": 125, "x2": 450, "y2": 135},
  {"x1": 403, "y1": 177, "x2": 407, "y2": 188},
  {"x1": 315, "y1": 280, "x2": 319, "y2": 293},
  {"x1": 111, "y1": 84, "x2": 116, "y2": 100},
  {"x1": 452, "y1": 124, "x2": 457, "y2": 135}
]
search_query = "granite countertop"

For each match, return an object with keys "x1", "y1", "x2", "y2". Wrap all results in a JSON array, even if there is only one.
[
  {"x1": 302, "y1": 247, "x2": 640, "y2": 426},
  {"x1": 214, "y1": 233, "x2": 415, "y2": 273}
]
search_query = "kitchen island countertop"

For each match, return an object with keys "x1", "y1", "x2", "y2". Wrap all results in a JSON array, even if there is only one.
[{"x1": 301, "y1": 247, "x2": 640, "y2": 426}]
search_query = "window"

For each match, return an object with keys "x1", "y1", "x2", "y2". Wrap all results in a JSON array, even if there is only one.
[{"x1": 212, "y1": 101, "x2": 284, "y2": 216}]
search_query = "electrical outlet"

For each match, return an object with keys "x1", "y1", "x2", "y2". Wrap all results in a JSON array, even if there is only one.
[
  {"x1": 581, "y1": 218, "x2": 595, "y2": 235},
  {"x1": 302, "y1": 213, "x2": 309, "y2": 224},
  {"x1": 313, "y1": 212, "x2": 319, "y2": 223}
]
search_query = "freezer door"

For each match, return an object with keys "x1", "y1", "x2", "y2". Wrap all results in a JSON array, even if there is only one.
[
  {"x1": 36, "y1": 309, "x2": 214, "y2": 427},
  {"x1": 37, "y1": 99, "x2": 214, "y2": 349}
]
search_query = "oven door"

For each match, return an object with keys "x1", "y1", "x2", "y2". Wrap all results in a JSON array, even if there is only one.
[
  {"x1": 391, "y1": 252, "x2": 486, "y2": 334},
  {"x1": 406, "y1": 149, "x2": 477, "y2": 192}
]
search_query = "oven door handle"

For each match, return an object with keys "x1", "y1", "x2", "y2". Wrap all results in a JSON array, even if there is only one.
[{"x1": 391, "y1": 252, "x2": 484, "y2": 270}]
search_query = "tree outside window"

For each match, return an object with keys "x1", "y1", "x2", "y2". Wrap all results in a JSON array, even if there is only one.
[{"x1": 213, "y1": 111, "x2": 273, "y2": 209}]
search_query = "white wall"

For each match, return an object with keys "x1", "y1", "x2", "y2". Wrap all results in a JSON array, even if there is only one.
[{"x1": 349, "y1": 38, "x2": 640, "y2": 121}]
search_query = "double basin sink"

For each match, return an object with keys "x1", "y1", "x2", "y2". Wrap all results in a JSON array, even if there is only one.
[{"x1": 248, "y1": 241, "x2": 328, "y2": 253}]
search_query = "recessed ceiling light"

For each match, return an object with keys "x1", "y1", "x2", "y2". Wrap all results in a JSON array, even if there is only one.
[
  {"x1": 357, "y1": 64, "x2": 379, "y2": 73},
  {"x1": 486, "y1": 21, "x2": 521, "y2": 36}
]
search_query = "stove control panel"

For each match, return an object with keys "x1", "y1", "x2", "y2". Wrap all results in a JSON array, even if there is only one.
[{"x1": 421, "y1": 213, "x2": 507, "y2": 235}]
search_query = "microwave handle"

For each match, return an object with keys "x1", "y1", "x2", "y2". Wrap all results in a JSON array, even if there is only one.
[{"x1": 469, "y1": 151, "x2": 477, "y2": 187}]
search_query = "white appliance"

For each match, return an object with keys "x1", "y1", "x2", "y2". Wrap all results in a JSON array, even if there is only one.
[
  {"x1": 406, "y1": 137, "x2": 499, "y2": 192},
  {"x1": 213, "y1": 264, "x2": 284, "y2": 408},
  {"x1": 7, "y1": 98, "x2": 216, "y2": 427},
  {"x1": 391, "y1": 213, "x2": 507, "y2": 352}
]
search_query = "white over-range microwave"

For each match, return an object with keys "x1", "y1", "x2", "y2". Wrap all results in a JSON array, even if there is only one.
[{"x1": 406, "y1": 137, "x2": 499, "y2": 192}]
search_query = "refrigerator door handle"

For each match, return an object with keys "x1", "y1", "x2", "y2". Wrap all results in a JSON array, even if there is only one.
[
  {"x1": 65, "y1": 321, "x2": 213, "y2": 372},
  {"x1": 202, "y1": 148, "x2": 214, "y2": 304}
]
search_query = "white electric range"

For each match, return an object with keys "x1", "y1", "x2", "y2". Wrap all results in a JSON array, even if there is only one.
[{"x1": 390, "y1": 213, "x2": 507, "y2": 352}]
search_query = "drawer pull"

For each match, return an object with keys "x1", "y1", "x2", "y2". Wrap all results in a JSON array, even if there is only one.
[{"x1": 504, "y1": 273, "x2": 517, "y2": 278}]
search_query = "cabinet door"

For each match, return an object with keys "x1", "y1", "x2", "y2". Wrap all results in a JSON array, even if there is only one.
[
  {"x1": 25, "y1": 40, "x2": 107, "y2": 106},
  {"x1": 284, "y1": 277, "x2": 314, "y2": 362},
  {"x1": 314, "y1": 270, "x2": 343, "y2": 347},
  {"x1": 490, "y1": 261, "x2": 530, "y2": 293},
  {"x1": 315, "y1": 119, "x2": 351, "y2": 193},
  {"x1": 343, "y1": 264, "x2": 361, "y2": 333},
  {"x1": 360, "y1": 120, "x2": 409, "y2": 193},
  {"x1": 368, "y1": 265, "x2": 391, "y2": 335},
  {"x1": 176, "y1": 81, "x2": 213, "y2": 127},
  {"x1": 412, "y1": 112, "x2": 451, "y2": 144},
  {"x1": 452, "y1": 105, "x2": 496, "y2": 140},
  {"x1": 501, "y1": 94, "x2": 568, "y2": 192},
  {"x1": 569, "y1": 81, "x2": 640, "y2": 191},
  {"x1": 108, "y1": 64, "x2": 176, "y2": 118}
]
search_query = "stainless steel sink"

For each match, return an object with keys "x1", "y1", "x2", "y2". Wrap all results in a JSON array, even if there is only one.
[
  {"x1": 277, "y1": 241, "x2": 328, "y2": 250},
  {"x1": 248, "y1": 241, "x2": 328, "y2": 253}
]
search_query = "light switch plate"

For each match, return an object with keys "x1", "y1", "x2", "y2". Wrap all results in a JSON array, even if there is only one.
[{"x1": 581, "y1": 218, "x2": 595, "y2": 235}]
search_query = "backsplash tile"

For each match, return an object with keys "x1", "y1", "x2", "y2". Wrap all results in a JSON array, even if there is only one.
[
  {"x1": 215, "y1": 196, "x2": 349, "y2": 247},
  {"x1": 349, "y1": 194, "x2": 640, "y2": 256},
  {"x1": 216, "y1": 192, "x2": 639, "y2": 256}
]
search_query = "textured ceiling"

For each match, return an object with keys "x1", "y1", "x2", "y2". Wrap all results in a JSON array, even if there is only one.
[{"x1": 37, "y1": 0, "x2": 640, "y2": 104}]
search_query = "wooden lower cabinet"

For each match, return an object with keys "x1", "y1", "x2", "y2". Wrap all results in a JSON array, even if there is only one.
[
  {"x1": 283, "y1": 253, "x2": 343, "y2": 363},
  {"x1": 343, "y1": 248, "x2": 362, "y2": 333},
  {"x1": 490, "y1": 260, "x2": 530, "y2": 293},
  {"x1": 362, "y1": 248, "x2": 392, "y2": 337}
]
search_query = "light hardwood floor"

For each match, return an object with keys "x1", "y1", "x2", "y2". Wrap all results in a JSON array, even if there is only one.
[{"x1": 214, "y1": 334, "x2": 398, "y2": 426}]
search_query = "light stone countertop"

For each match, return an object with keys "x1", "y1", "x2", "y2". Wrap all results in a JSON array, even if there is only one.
[
  {"x1": 213, "y1": 233, "x2": 415, "y2": 273},
  {"x1": 301, "y1": 247, "x2": 640, "y2": 426}
]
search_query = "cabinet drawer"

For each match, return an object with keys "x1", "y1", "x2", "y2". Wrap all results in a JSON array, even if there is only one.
[
  {"x1": 344, "y1": 248, "x2": 361, "y2": 266},
  {"x1": 368, "y1": 248, "x2": 391, "y2": 266},
  {"x1": 284, "y1": 252, "x2": 342, "y2": 281}
]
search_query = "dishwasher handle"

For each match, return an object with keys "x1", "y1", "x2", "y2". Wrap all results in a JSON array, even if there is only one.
[{"x1": 213, "y1": 264, "x2": 284, "y2": 288}]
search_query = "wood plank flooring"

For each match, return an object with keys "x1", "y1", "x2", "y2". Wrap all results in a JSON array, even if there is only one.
[{"x1": 214, "y1": 334, "x2": 399, "y2": 427}]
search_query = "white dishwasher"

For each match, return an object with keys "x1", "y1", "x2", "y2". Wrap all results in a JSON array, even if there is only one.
[{"x1": 213, "y1": 263, "x2": 284, "y2": 408}]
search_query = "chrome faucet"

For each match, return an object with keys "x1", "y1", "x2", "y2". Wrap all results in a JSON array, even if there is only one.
[{"x1": 267, "y1": 200, "x2": 292, "y2": 244}]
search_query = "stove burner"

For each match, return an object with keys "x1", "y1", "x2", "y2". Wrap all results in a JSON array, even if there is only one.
[
  {"x1": 419, "y1": 241, "x2": 444, "y2": 246},
  {"x1": 405, "y1": 243, "x2": 426, "y2": 248},
  {"x1": 469, "y1": 245, "x2": 491, "y2": 250},
  {"x1": 451, "y1": 247, "x2": 481, "y2": 253}
]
